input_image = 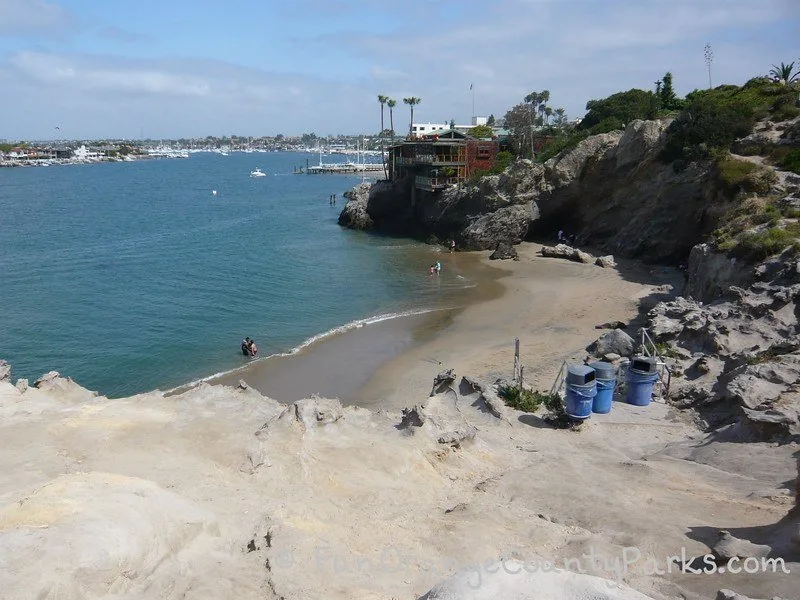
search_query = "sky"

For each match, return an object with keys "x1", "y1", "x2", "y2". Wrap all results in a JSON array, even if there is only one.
[{"x1": 0, "y1": 0, "x2": 797, "y2": 140}]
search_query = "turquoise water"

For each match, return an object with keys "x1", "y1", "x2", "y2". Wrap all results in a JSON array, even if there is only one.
[{"x1": 0, "y1": 153, "x2": 470, "y2": 397}]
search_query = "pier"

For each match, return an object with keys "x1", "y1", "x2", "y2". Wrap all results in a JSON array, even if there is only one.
[{"x1": 298, "y1": 162, "x2": 384, "y2": 175}]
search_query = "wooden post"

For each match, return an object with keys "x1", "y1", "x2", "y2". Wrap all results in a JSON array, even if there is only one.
[
  {"x1": 519, "y1": 366, "x2": 525, "y2": 391},
  {"x1": 513, "y1": 338, "x2": 520, "y2": 385}
]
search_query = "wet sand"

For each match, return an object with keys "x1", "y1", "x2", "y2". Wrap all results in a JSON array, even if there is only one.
[{"x1": 208, "y1": 251, "x2": 506, "y2": 405}]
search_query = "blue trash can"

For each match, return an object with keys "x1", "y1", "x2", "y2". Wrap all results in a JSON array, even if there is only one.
[
  {"x1": 564, "y1": 364, "x2": 597, "y2": 419},
  {"x1": 625, "y1": 356, "x2": 658, "y2": 406},
  {"x1": 589, "y1": 361, "x2": 616, "y2": 414}
]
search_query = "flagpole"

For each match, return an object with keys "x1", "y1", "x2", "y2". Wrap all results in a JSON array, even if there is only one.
[{"x1": 471, "y1": 84, "x2": 475, "y2": 120}]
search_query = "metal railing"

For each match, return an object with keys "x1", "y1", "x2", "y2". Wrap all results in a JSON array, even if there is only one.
[
  {"x1": 548, "y1": 327, "x2": 672, "y2": 406},
  {"x1": 414, "y1": 176, "x2": 460, "y2": 190},
  {"x1": 637, "y1": 327, "x2": 672, "y2": 401}
]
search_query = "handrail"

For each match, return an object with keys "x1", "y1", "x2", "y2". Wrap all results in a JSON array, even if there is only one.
[
  {"x1": 638, "y1": 327, "x2": 672, "y2": 400},
  {"x1": 549, "y1": 360, "x2": 567, "y2": 398}
]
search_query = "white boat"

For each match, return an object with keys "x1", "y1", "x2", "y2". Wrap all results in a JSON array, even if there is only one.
[{"x1": 250, "y1": 168, "x2": 267, "y2": 178}]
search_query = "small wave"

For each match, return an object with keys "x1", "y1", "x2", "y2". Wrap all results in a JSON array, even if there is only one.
[{"x1": 164, "y1": 307, "x2": 439, "y2": 394}]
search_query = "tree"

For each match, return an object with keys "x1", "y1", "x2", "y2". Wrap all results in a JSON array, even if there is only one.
[
  {"x1": 387, "y1": 98, "x2": 396, "y2": 146},
  {"x1": 275, "y1": 133, "x2": 284, "y2": 141},
  {"x1": 403, "y1": 97, "x2": 422, "y2": 136},
  {"x1": 769, "y1": 61, "x2": 799, "y2": 83},
  {"x1": 579, "y1": 89, "x2": 657, "y2": 131},
  {"x1": 486, "y1": 114, "x2": 496, "y2": 126},
  {"x1": 503, "y1": 102, "x2": 534, "y2": 157},
  {"x1": 553, "y1": 108, "x2": 567, "y2": 127},
  {"x1": 467, "y1": 125, "x2": 493, "y2": 138},
  {"x1": 659, "y1": 72, "x2": 683, "y2": 111},
  {"x1": 378, "y1": 94, "x2": 388, "y2": 178}
]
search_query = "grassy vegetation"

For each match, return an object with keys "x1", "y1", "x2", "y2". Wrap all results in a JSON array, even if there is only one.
[
  {"x1": 654, "y1": 342, "x2": 683, "y2": 359},
  {"x1": 716, "y1": 156, "x2": 777, "y2": 196}
]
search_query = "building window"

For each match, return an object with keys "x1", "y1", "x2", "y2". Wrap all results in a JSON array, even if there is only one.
[{"x1": 477, "y1": 147, "x2": 491, "y2": 159}]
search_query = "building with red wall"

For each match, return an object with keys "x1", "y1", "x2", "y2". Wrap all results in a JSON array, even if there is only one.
[{"x1": 388, "y1": 130, "x2": 500, "y2": 192}]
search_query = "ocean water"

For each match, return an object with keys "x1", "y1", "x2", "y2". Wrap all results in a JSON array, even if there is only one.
[{"x1": 0, "y1": 152, "x2": 471, "y2": 397}]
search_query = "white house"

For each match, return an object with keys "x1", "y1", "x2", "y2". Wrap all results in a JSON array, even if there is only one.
[
  {"x1": 73, "y1": 145, "x2": 102, "y2": 161},
  {"x1": 410, "y1": 123, "x2": 451, "y2": 137}
]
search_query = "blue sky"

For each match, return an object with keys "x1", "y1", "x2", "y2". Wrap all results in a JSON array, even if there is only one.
[{"x1": 0, "y1": 0, "x2": 797, "y2": 140}]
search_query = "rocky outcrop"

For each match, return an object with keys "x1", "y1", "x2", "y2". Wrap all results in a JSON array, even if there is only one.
[
  {"x1": 0, "y1": 360, "x2": 10, "y2": 383},
  {"x1": 488, "y1": 241, "x2": 518, "y2": 260},
  {"x1": 686, "y1": 244, "x2": 756, "y2": 302},
  {"x1": 338, "y1": 182, "x2": 374, "y2": 229},
  {"x1": 646, "y1": 252, "x2": 800, "y2": 439}
]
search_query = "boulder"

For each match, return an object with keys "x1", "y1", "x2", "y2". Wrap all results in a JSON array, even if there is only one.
[
  {"x1": 711, "y1": 530, "x2": 771, "y2": 561},
  {"x1": 15, "y1": 379, "x2": 28, "y2": 394},
  {"x1": 489, "y1": 241, "x2": 518, "y2": 261},
  {"x1": 595, "y1": 255, "x2": 617, "y2": 268},
  {"x1": 0, "y1": 359, "x2": 10, "y2": 382},
  {"x1": 540, "y1": 244, "x2": 595, "y2": 264},
  {"x1": 595, "y1": 321, "x2": 626, "y2": 330},
  {"x1": 587, "y1": 329, "x2": 636, "y2": 358}
]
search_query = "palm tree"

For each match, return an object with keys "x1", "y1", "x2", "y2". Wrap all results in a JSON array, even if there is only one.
[
  {"x1": 769, "y1": 61, "x2": 799, "y2": 83},
  {"x1": 544, "y1": 106, "x2": 553, "y2": 125},
  {"x1": 387, "y1": 98, "x2": 396, "y2": 143},
  {"x1": 378, "y1": 94, "x2": 388, "y2": 178},
  {"x1": 387, "y1": 98, "x2": 396, "y2": 179},
  {"x1": 403, "y1": 97, "x2": 421, "y2": 137}
]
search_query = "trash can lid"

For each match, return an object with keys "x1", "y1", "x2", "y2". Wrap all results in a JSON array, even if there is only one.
[
  {"x1": 566, "y1": 364, "x2": 596, "y2": 385},
  {"x1": 588, "y1": 361, "x2": 615, "y2": 380},
  {"x1": 630, "y1": 355, "x2": 657, "y2": 374}
]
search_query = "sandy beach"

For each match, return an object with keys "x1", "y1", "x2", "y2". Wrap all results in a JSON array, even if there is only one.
[{"x1": 1, "y1": 242, "x2": 797, "y2": 600}]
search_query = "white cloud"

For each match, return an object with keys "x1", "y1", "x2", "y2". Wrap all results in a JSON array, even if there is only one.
[
  {"x1": 0, "y1": 0, "x2": 74, "y2": 37},
  {"x1": 0, "y1": 0, "x2": 796, "y2": 138}
]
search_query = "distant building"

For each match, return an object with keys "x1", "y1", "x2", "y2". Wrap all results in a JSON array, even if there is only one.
[
  {"x1": 410, "y1": 123, "x2": 451, "y2": 137},
  {"x1": 389, "y1": 129, "x2": 499, "y2": 192}
]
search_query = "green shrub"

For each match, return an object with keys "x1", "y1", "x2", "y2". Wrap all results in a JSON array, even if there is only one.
[
  {"x1": 499, "y1": 386, "x2": 562, "y2": 414},
  {"x1": 660, "y1": 78, "x2": 799, "y2": 163},
  {"x1": 779, "y1": 149, "x2": 800, "y2": 175},
  {"x1": 535, "y1": 130, "x2": 590, "y2": 163},
  {"x1": 489, "y1": 151, "x2": 514, "y2": 174}
]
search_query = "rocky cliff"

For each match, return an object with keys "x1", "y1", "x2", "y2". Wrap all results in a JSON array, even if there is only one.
[{"x1": 339, "y1": 120, "x2": 726, "y2": 259}]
